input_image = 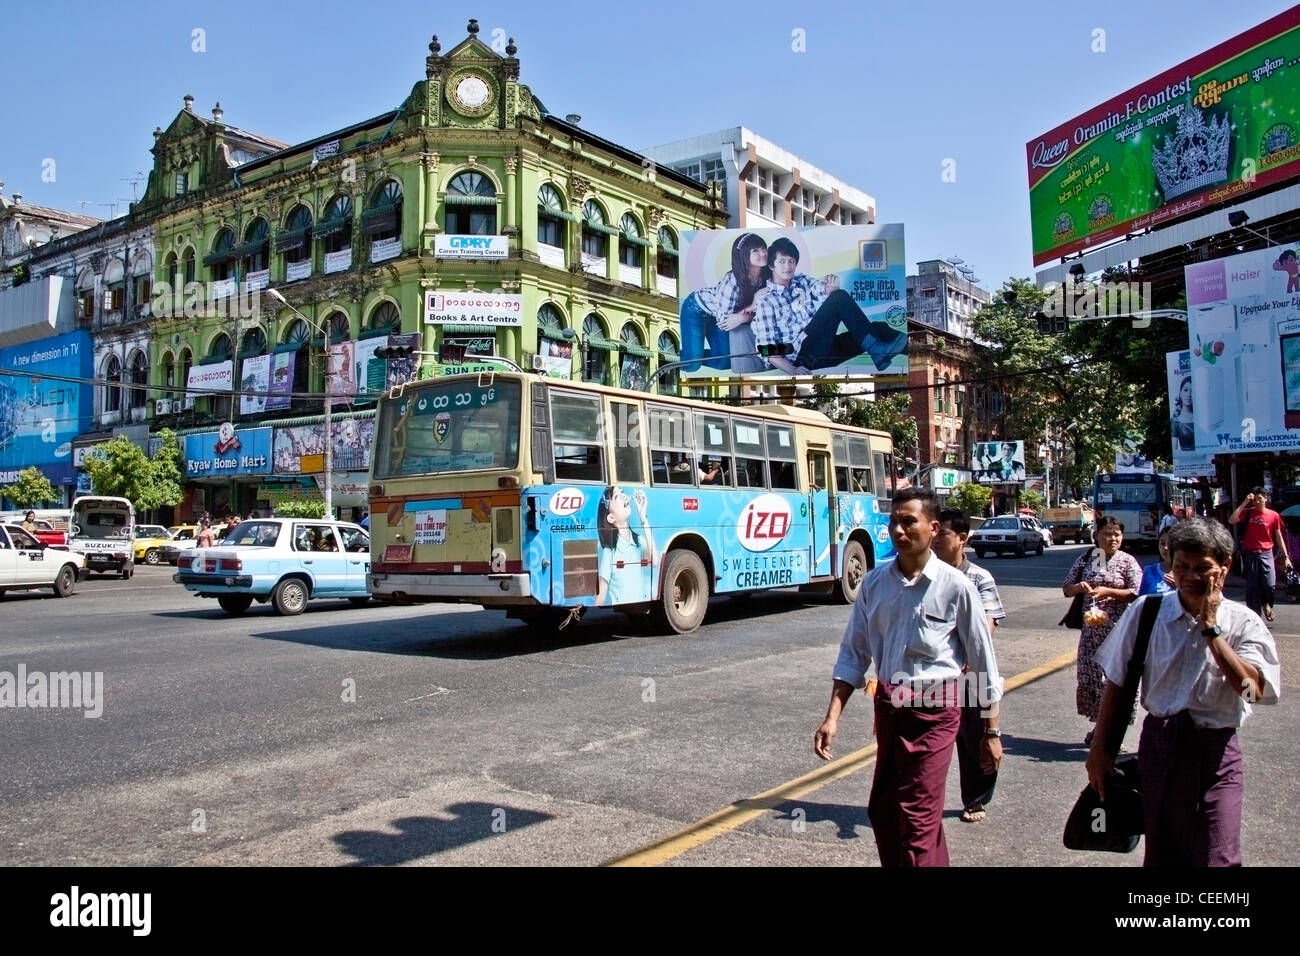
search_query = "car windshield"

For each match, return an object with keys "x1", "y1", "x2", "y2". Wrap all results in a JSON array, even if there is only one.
[
  {"x1": 983, "y1": 517, "x2": 1018, "y2": 530},
  {"x1": 223, "y1": 521, "x2": 282, "y2": 547}
]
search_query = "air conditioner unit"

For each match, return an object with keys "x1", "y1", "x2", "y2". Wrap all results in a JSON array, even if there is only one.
[
  {"x1": 155, "y1": 399, "x2": 173, "y2": 415},
  {"x1": 527, "y1": 352, "x2": 546, "y2": 372},
  {"x1": 182, "y1": 396, "x2": 196, "y2": 410}
]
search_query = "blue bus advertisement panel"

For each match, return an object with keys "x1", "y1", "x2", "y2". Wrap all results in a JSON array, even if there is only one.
[{"x1": 0, "y1": 331, "x2": 94, "y2": 490}]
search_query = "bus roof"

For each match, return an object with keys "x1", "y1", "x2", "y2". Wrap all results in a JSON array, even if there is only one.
[{"x1": 400, "y1": 371, "x2": 893, "y2": 442}]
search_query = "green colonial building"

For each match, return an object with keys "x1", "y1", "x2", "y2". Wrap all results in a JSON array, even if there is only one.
[{"x1": 133, "y1": 20, "x2": 724, "y2": 519}]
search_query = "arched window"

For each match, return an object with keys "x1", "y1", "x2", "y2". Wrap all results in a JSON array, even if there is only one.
[
  {"x1": 619, "y1": 323, "x2": 649, "y2": 391},
  {"x1": 658, "y1": 330, "x2": 680, "y2": 394},
  {"x1": 240, "y1": 218, "x2": 270, "y2": 275},
  {"x1": 131, "y1": 251, "x2": 152, "y2": 313},
  {"x1": 656, "y1": 226, "x2": 679, "y2": 283},
  {"x1": 278, "y1": 205, "x2": 313, "y2": 266},
  {"x1": 103, "y1": 257, "x2": 125, "y2": 313},
  {"x1": 239, "y1": 327, "x2": 267, "y2": 359},
  {"x1": 181, "y1": 247, "x2": 196, "y2": 285},
  {"x1": 537, "y1": 184, "x2": 568, "y2": 252},
  {"x1": 363, "y1": 180, "x2": 403, "y2": 245},
  {"x1": 317, "y1": 195, "x2": 354, "y2": 256},
  {"x1": 162, "y1": 253, "x2": 177, "y2": 283},
  {"x1": 206, "y1": 332, "x2": 232, "y2": 364},
  {"x1": 76, "y1": 267, "x2": 96, "y2": 322},
  {"x1": 446, "y1": 171, "x2": 496, "y2": 235},
  {"x1": 179, "y1": 348, "x2": 193, "y2": 404},
  {"x1": 324, "y1": 311, "x2": 350, "y2": 344},
  {"x1": 128, "y1": 350, "x2": 149, "y2": 409},
  {"x1": 283, "y1": 319, "x2": 312, "y2": 409},
  {"x1": 619, "y1": 213, "x2": 646, "y2": 270},
  {"x1": 582, "y1": 314, "x2": 610, "y2": 384},
  {"x1": 581, "y1": 201, "x2": 610, "y2": 260},
  {"x1": 104, "y1": 354, "x2": 122, "y2": 414},
  {"x1": 366, "y1": 301, "x2": 400, "y2": 334},
  {"x1": 206, "y1": 227, "x2": 236, "y2": 282},
  {"x1": 162, "y1": 350, "x2": 176, "y2": 399}
]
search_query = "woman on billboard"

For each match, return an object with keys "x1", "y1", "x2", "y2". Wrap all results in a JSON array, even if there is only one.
[{"x1": 678, "y1": 233, "x2": 771, "y2": 374}]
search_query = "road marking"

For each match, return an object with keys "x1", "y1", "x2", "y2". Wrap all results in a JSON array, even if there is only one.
[{"x1": 605, "y1": 649, "x2": 1078, "y2": 867}]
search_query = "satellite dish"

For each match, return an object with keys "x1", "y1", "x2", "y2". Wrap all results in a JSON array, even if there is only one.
[{"x1": 949, "y1": 256, "x2": 965, "y2": 265}]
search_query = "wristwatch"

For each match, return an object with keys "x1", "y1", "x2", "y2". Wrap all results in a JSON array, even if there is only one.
[
  {"x1": 1202, "y1": 625, "x2": 1223, "y2": 639},
  {"x1": 983, "y1": 727, "x2": 1002, "y2": 738}
]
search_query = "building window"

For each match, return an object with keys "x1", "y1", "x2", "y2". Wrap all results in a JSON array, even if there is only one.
[
  {"x1": 581, "y1": 200, "x2": 609, "y2": 259},
  {"x1": 445, "y1": 171, "x2": 496, "y2": 234},
  {"x1": 582, "y1": 314, "x2": 609, "y2": 384},
  {"x1": 537, "y1": 184, "x2": 567, "y2": 250},
  {"x1": 657, "y1": 330, "x2": 680, "y2": 393},
  {"x1": 619, "y1": 322, "x2": 649, "y2": 390},
  {"x1": 537, "y1": 303, "x2": 567, "y2": 354},
  {"x1": 104, "y1": 355, "x2": 122, "y2": 414},
  {"x1": 619, "y1": 213, "x2": 644, "y2": 269},
  {"x1": 317, "y1": 195, "x2": 354, "y2": 255},
  {"x1": 283, "y1": 320, "x2": 311, "y2": 411},
  {"x1": 656, "y1": 226, "x2": 678, "y2": 281},
  {"x1": 241, "y1": 218, "x2": 270, "y2": 275},
  {"x1": 206, "y1": 228, "x2": 236, "y2": 282},
  {"x1": 175, "y1": 172, "x2": 188, "y2": 196},
  {"x1": 278, "y1": 205, "x2": 313, "y2": 266},
  {"x1": 128, "y1": 350, "x2": 149, "y2": 410},
  {"x1": 239, "y1": 327, "x2": 267, "y2": 360},
  {"x1": 362, "y1": 179, "x2": 403, "y2": 245}
]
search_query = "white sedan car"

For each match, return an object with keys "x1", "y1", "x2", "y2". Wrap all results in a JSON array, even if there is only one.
[{"x1": 0, "y1": 524, "x2": 87, "y2": 598}]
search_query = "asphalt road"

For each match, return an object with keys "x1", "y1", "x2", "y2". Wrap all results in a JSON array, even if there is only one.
[{"x1": 1, "y1": 542, "x2": 1295, "y2": 867}]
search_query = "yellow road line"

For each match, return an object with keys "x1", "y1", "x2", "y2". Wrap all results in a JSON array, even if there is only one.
[{"x1": 605, "y1": 648, "x2": 1078, "y2": 867}]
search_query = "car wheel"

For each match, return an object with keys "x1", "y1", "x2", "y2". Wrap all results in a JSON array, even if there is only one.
[
  {"x1": 144, "y1": 548, "x2": 160, "y2": 565},
  {"x1": 218, "y1": 594, "x2": 253, "y2": 616},
  {"x1": 975, "y1": 549, "x2": 985, "y2": 559},
  {"x1": 652, "y1": 549, "x2": 709, "y2": 634},
  {"x1": 121, "y1": 566, "x2": 133, "y2": 580},
  {"x1": 1015, "y1": 541, "x2": 1026, "y2": 558},
  {"x1": 52, "y1": 565, "x2": 77, "y2": 598},
  {"x1": 348, "y1": 596, "x2": 372, "y2": 607},
  {"x1": 836, "y1": 539, "x2": 868, "y2": 605},
  {"x1": 1037, "y1": 541, "x2": 1044, "y2": 556},
  {"x1": 272, "y1": 578, "x2": 309, "y2": 616}
]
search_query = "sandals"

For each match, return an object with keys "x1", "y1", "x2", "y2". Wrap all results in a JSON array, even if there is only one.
[
  {"x1": 1264, "y1": 607, "x2": 1276, "y2": 622},
  {"x1": 1084, "y1": 729, "x2": 1095, "y2": 747},
  {"x1": 960, "y1": 806, "x2": 987, "y2": 823}
]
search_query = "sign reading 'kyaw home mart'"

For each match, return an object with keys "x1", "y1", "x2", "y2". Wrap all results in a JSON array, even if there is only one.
[
  {"x1": 423, "y1": 291, "x2": 522, "y2": 326},
  {"x1": 1026, "y1": 6, "x2": 1300, "y2": 266}
]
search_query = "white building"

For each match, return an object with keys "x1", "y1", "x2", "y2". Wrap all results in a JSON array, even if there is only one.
[{"x1": 643, "y1": 127, "x2": 875, "y2": 230}]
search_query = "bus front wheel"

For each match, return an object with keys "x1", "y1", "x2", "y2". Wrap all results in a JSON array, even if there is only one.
[
  {"x1": 836, "y1": 540, "x2": 867, "y2": 605},
  {"x1": 655, "y1": 550, "x2": 709, "y2": 634}
]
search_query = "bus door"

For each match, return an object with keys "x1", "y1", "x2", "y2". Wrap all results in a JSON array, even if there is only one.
[{"x1": 808, "y1": 450, "x2": 833, "y2": 577}]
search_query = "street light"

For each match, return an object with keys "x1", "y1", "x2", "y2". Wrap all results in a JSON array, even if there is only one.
[{"x1": 265, "y1": 288, "x2": 332, "y2": 518}]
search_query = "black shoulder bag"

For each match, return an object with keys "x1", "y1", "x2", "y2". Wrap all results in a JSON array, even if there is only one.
[
  {"x1": 1063, "y1": 594, "x2": 1161, "y2": 853},
  {"x1": 1059, "y1": 548, "x2": 1099, "y2": 629}
]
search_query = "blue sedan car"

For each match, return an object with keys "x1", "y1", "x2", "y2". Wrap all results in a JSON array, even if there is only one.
[{"x1": 173, "y1": 518, "x2": 371, "y2": 616}]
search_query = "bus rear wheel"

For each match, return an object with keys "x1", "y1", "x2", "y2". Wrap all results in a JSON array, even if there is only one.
[
  {"x1": 836, "y1": 540, "x2": 867, "y2": 605},
  {"x1": 654, "y1": 549, "x2": 708, "y2": 634}
]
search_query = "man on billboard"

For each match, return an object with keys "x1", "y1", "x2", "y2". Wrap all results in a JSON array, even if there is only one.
[{"x1": 750, "y1": 238, "x2": 906, "y2": 375}]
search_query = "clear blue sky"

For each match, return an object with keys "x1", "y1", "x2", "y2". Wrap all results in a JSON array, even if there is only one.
[{"x1": 2, "y1": 0, "x2": 1292, "y2": 288}]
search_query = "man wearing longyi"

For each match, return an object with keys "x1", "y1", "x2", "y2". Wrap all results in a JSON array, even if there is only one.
[{"x1": 813, "y1": 489, "x2": 1003, "y2": 866}]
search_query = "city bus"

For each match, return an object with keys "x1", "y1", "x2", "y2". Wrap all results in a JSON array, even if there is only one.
[
  {"x1": 1092, "y1": 472, "x2": 1196, "y2": 551},
  {"x1": 366, "y1": 372, "x2": 896, "y2": 633}
]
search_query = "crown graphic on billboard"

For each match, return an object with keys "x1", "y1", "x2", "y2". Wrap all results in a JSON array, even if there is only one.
[{"x1": 1152, "y1": 104, "x2": 1232, "y2": 200}]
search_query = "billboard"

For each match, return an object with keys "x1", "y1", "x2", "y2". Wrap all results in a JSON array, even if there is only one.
[
  {"x1": 424, "y1": 291, "x2": 523, "y2": 326},
  {"x1": 272, "y1": 419, "x2": 375, "y2": 474},
  {"x1": 0, "y1": 331, "x2": 93, "y2": 486},
  {"x1": 1166, "y1": 350, "x2": 1216, "y2": 477},
  {"x1": 1185, "y1": 242, "x2": 1300, "y2": 454},
  {"x1": 1027, "y1": 6, "x2": 1300, "y2": 266},
  {"x1": 676, "y1": 225, "x2": 907, "y2": 379},
  {"x1": 972, "y1": 440, "x2": 1026, "y2": 484},
  {"x1": 183, "y1": 425, "x2": 273, "y2": 478}
]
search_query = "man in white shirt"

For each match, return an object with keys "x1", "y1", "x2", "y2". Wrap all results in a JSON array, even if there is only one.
[
  {"x1": 814, "y1": 489, "x2": 1004, "y2": 866},
  {"x1": 1088, "y1": 517, "x2": 1280, "y2": 866}
]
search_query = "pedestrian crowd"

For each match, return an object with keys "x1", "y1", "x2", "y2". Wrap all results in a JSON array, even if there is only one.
[{"x1": 814, "y1": 488, "x2": 1280, "y2": 868}]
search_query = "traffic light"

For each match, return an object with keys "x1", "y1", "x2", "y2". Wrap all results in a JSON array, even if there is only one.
[
  {"x1": 1034, "y1": 311, "x2": 1068, "y2": 335},
  {"x1": 374, "y1": 345, "x2": 414, "y2": 359}
]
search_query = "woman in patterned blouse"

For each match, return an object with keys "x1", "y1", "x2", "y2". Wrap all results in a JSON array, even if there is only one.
[{"x1": 1062, "y1": 516, "x2": 1142, "y2": 745}]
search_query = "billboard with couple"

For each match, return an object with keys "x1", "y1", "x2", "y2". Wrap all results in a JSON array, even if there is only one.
[{"x1": 676, "y1": 224, "x2": 907, "y2": 380}]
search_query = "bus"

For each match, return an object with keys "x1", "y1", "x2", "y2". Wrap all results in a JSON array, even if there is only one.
[
  {"x1": 1092, "y1": 472, "x2": 1196, "y2": 550},
  {"x1": 366, "y1": 372, "x2": 896, "y2": 633}
]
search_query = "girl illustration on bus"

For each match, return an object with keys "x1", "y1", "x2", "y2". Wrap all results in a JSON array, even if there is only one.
[{"x1": 595, "y1": 486, "x2": 656, "y2": 606}]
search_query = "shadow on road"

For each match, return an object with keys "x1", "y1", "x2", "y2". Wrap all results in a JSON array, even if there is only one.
[
  {"x1": 1002, "y1": 734, "x2": 1086, "y2": 764},
  {"x1": 770, "y1": 799, "x2": 871, "y2": 840},
  {"x1": 332, "y1": 802, "x2": 553, "y2": 866}
]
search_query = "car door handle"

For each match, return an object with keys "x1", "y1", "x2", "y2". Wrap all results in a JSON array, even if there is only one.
[{"x1": 303, "y1": 560, "x2": 313, "y2": 565}]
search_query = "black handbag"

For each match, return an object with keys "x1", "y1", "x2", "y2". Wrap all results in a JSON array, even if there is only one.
[
  {"x1": 1063, "y1": 594, "x2": 1161, "y2": 853},
  {"x1": 1059, "y1": 593, "x2": 1084, "y2": 629}
]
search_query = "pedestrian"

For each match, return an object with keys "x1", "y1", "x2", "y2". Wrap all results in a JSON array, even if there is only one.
[
  {"x1": 1157, "y1": 503, "x2": 1177, "y2": 535},
  {"x1": 21, "y1": 510, "x2": 38, "y2": 534},
  {"x1": 1063, "y1": 516, "x2": 1141, "y2": 745},
  {"x1": 932, "y1": 508, "x2": 1006, "y2": 824},
  {"x1": 1087, "y1": 518, "x2": 1280, "y2": 866},
  {"x1": 813, "y1": 489, "x2": 1003, "y2": 866},
  {"x1": 1138, "y1": 527, "x2": 1176, "y2": 596},
  {"x1": 1228, "y1": 488, "x2": 1291, "y2": 622},
  {"x1": 196, "y1": 518, "x2": 214, "y2": 549}
]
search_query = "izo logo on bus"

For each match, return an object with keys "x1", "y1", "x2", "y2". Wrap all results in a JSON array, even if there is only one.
[
  {"x1": 548, "y1": 488, "x2": 585, "y2": 516},
  {"x1": 738, "y1": 494, "x2": 793, "y2": 552}
]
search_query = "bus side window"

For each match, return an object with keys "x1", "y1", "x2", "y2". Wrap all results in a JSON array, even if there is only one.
[
  {"x1": 695, "y1": 413, "x2": 733, "y2": 487},
  {"x1": 649, "y1": 404, "x2": 695, "y2": 487},
  {"x1": 551, "y1": 392, "x2": 605, "y2": 483},
  {"x1": 733, "y1": 418, "x2": 767, "y2": 489},
  {"x1": 611, "y1": 401, "x2": 645, "y2": 486},
  {"x1": 768, "y1": 424, "x2": 798, "y2": 490},
  {"x1": 832, "y1": 433, "x2": 850, "y2": 494}
]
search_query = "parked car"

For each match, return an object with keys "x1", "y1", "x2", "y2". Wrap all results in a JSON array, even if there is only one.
[
  {"x1": 160, "y1": 525, "x2": 200, "y2": 565},
  {"x1": 173, "y1": 518, "x2": 371, "y2": 616},
  {"x1": 1020, "y1": 514, "x2": 1053, "y2": 549},
  {"x1": 131, "y1": 525, "x2": 174, "y2": 565},
  {"x1": 2, "y1": 517, "x2": 68, "y2": 549},
  {"x1": 968, "y1": 515, "x2": 1044, "y2": 558},
  {"x1": 0, "y1": 524, "x2": 86, "y2": 598}
]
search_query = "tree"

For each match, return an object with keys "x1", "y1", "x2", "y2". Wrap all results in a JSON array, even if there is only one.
[
  {"x1": 273, "y1": 499, "x2": 327, "y2": 518},
  {"x1": 950, "y1": 481, "x2": 992, "y2": 517},
  {"x1": 82, "y1": 433, "x2": 185, "y2": 513},
  {"x1": 0, "y1": 466, "x2": 57, "y2": 507},
  {"x1": 1019, "y1": 488, "x2": 1046, "y2": 513},
  {"x1": 803, "y1": 383, "x2": 919, "y2": 457}
]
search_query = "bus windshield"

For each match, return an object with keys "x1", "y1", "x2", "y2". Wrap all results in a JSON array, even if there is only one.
[
  {"x1": 1096, "y1": 481, "x2": 1156, "y2": 505},
  {"x1": 373, "y1": 379, "x2": 522, "y2": 478}
]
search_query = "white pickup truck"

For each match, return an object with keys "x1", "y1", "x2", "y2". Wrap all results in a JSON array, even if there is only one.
[{"x1": 68, "y1": 496, "x2": 136, "y2": 579}]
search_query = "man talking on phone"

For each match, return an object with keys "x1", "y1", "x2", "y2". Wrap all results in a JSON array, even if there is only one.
[{"x1": 1229, "y1": 487, "x2": 1290, "y2": 622}]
